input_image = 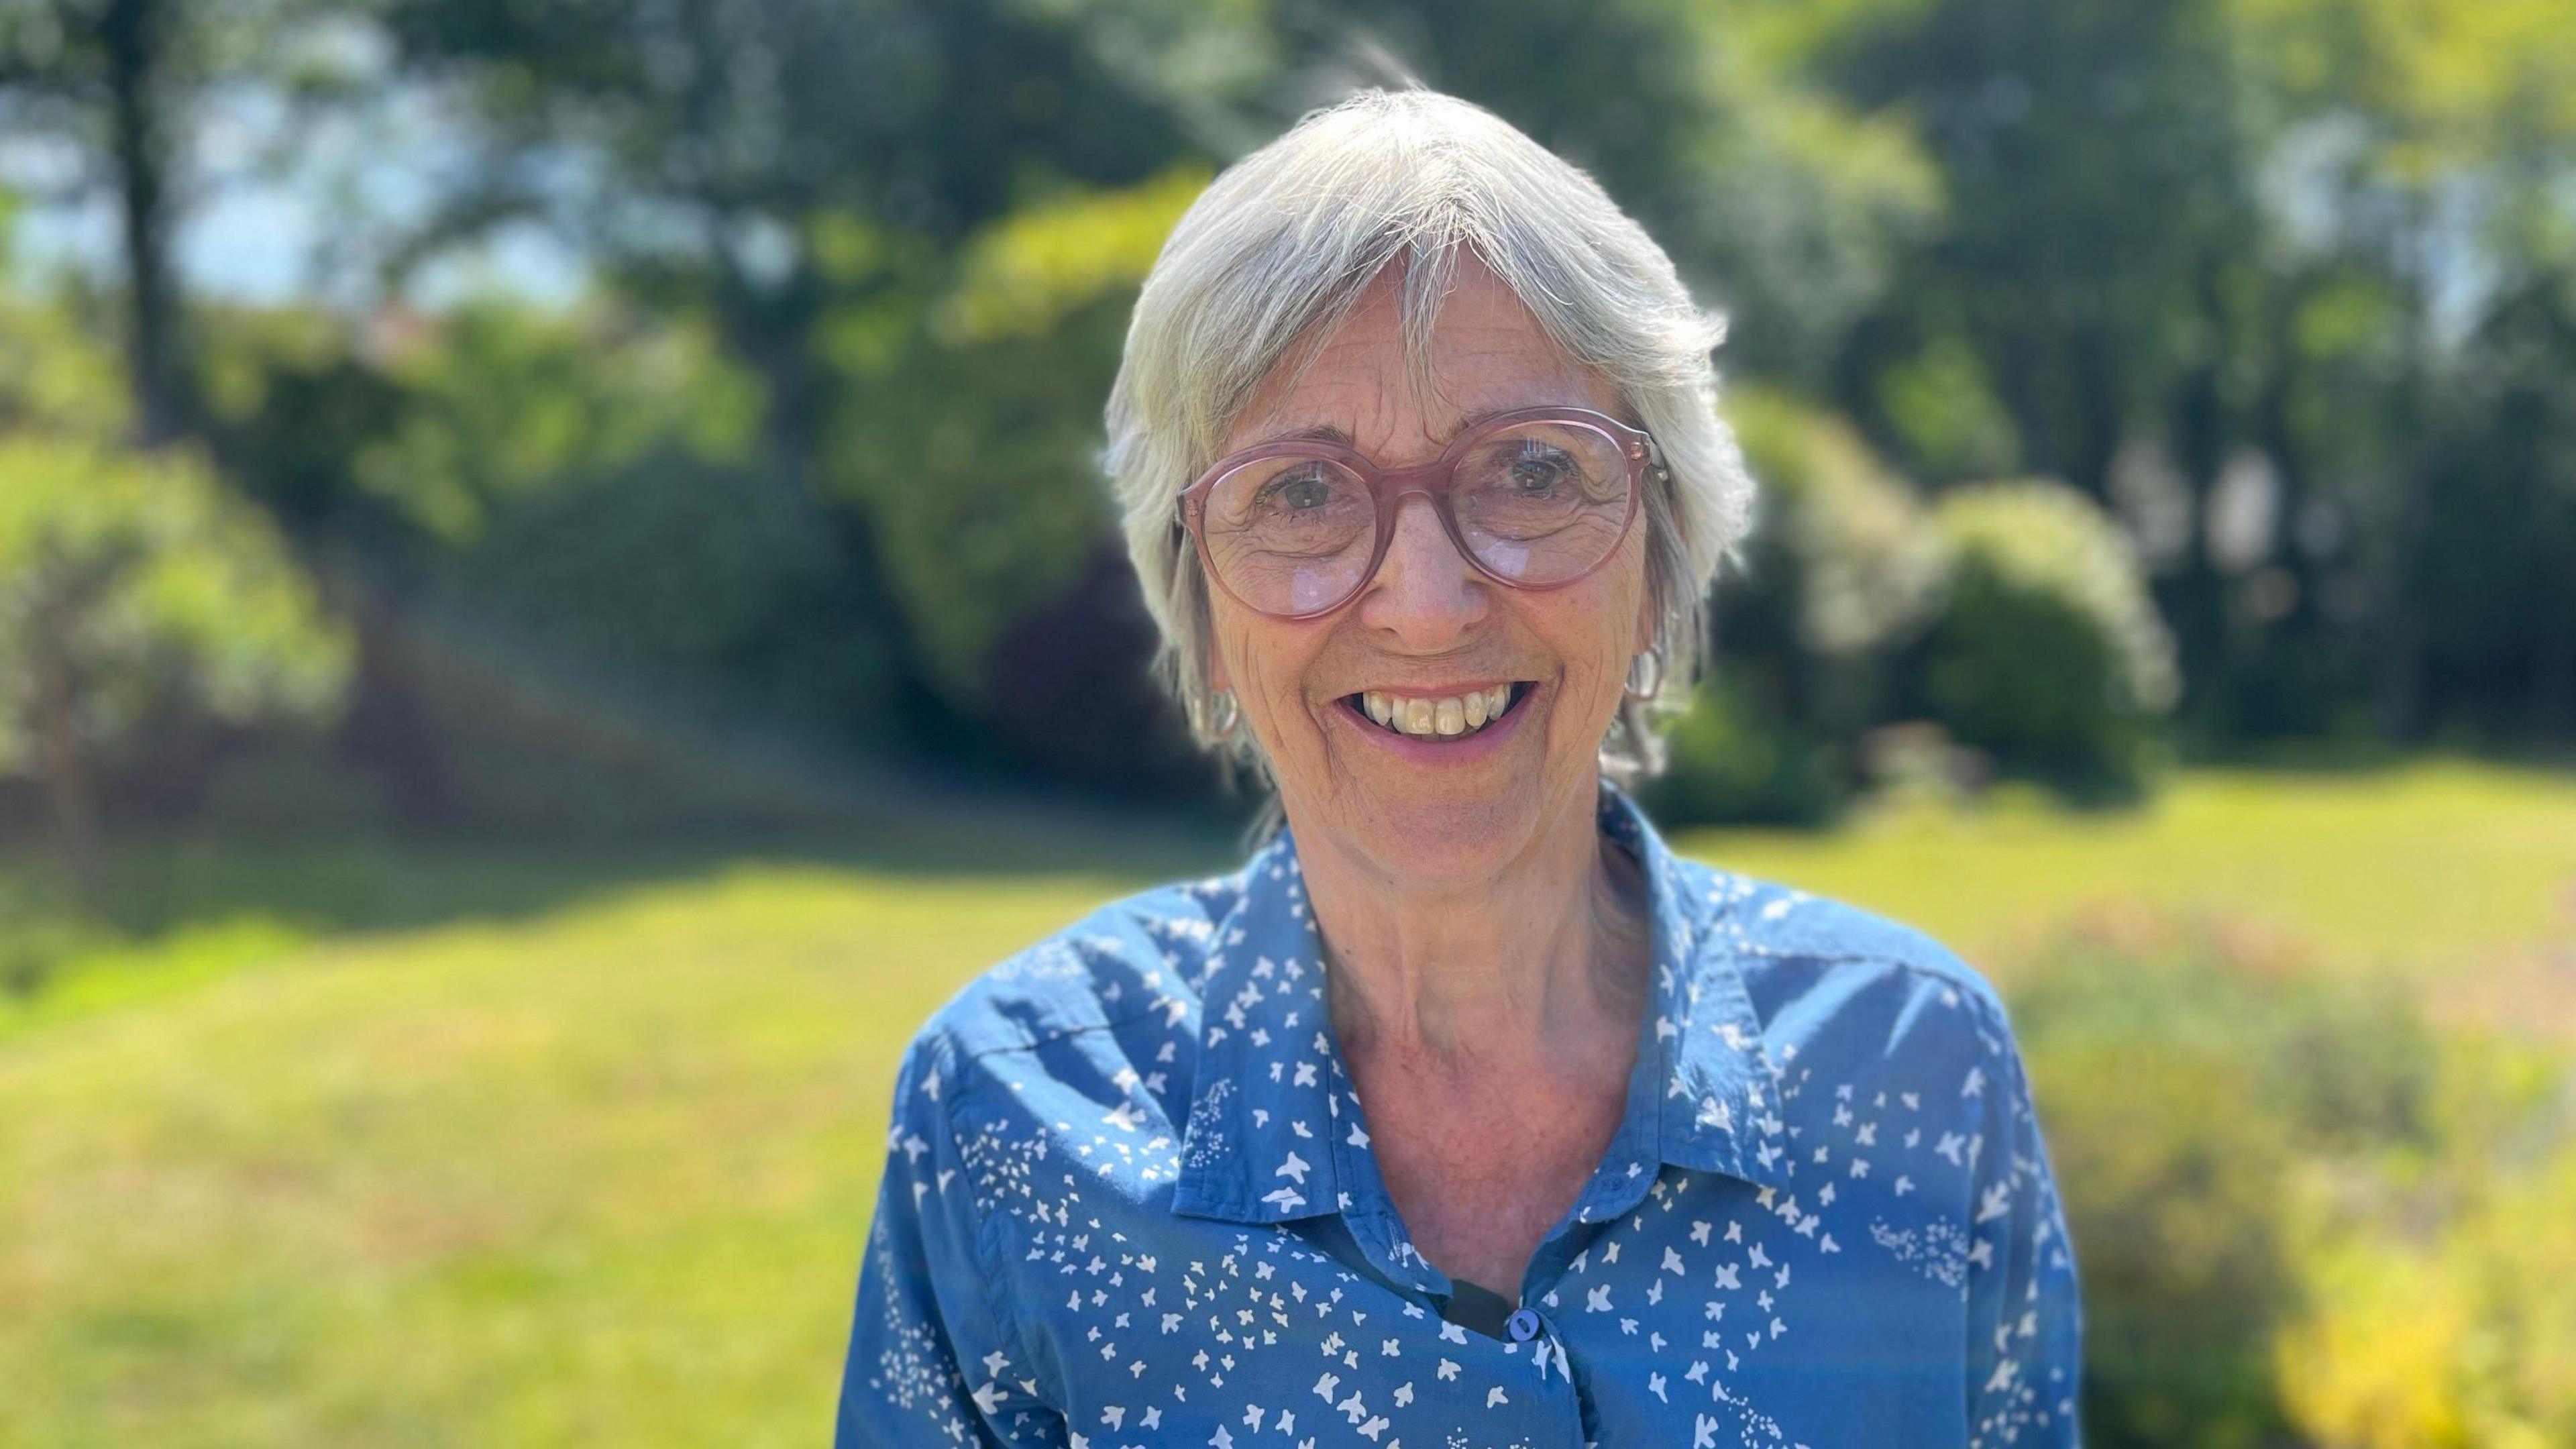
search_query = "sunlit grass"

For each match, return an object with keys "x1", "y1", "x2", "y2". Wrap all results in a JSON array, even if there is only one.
[
  {"x1": 1676, "y1": 756, "x2": 2576, "y2": 1034},
  {"x1": 0, "y1": 864, "x2": 1135, "y2": 1448},
  {"x1": 0, "y1": 757, "x2": 2569, "y2": 1445}
]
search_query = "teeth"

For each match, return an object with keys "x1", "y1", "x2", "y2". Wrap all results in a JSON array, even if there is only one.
[{"x1": 1356, "y1": 684, "x2": 1519, "y2": 740}]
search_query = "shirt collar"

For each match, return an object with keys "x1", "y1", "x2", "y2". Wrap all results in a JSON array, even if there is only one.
[{"x1": 1171, "y1": 782, "x2": 1793, "y2": 1229}]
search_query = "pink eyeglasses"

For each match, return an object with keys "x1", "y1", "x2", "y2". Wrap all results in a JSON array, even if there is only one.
[{"x1": 1178, "y1": 406, "x2": 1662, "y2": 620}]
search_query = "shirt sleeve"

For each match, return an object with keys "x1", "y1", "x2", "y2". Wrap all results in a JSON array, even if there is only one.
[
  {"x1": 1962, "y1": 996, "x2": 2085, "y2": 1448},
  {"x1": 835, "y1": 1033, "x2": 1065, "y2": 1448}
]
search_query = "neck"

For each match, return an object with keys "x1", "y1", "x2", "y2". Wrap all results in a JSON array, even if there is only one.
[{"x1": 1291, "y1": 782, "x2": 1651, "y2": 1067}]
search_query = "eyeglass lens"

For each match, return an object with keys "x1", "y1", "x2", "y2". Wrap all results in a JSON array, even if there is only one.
[{"x1": 1199, "y1": 419, "x2": 1633, "y2": 616}]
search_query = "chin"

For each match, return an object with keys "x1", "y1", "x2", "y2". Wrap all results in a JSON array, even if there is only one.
[
  {"x1": 1354, "y1": 786, "x2": 1546, "y2": 881},
  {"x1": 1295, "y1": 688, "x2": 1588, "y2": 881}
]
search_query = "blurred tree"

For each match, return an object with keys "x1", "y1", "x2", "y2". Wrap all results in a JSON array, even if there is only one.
[
  {"x1": 2202, "y1": 0, "x2": 2576, "y2": 747},
  {"x1": 347, "y1": 298, "x2": 763, "y2": 546},
  {"x1": 380, "y1": 0, "x2": 1239, "y2": 472},
  {"x1": 1813, "y1": 0, "x2": 2273, "y2": 749},
  {"x1": 0, "y1": 285, "x2": 130, "y2": 439},
  {"x1": 1804, "y1": 0, "x2": 2576, "y2": 751},
  {"x1": 830, "y1": 167, "x2": 1204, "y2": 706},
  {"x1": 2406, "y1": 265, "x2": 2576, "y2": 740},
  {"x1": 375, "y1": 0, "x2": 1278, "y2": 772},
  {"x1": 451, "y1": 448, "x2": 902, "y2": 737},
  {"x1": 0, "y1": 435, "x2": 351, "y2": 895},
  {"x1": 1642, "y1": 661, "x2": 1841, "y2": 826},
  {"x1": 1648, "y1": 388, "x2": 1945, "y2": 823},
  {"x1": 1824, "y1": 0, "x2": 2256, "y2": 493},
  {"x1": 0, "y1": 0, "x2": 375, "y2": 445},
  {"x1": 1287, "y1": 0, "x2": 1941, "y2": 384}
]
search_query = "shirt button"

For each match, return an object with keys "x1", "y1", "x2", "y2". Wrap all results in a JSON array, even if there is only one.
[{"x1": 1505, "y1": 1308, "x2": 1542, "y2": 1342}]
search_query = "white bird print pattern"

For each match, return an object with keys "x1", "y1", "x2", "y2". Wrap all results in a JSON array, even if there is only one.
[{"x1": 839, "y1": 786, "x2": 2083, "y2": 1448}]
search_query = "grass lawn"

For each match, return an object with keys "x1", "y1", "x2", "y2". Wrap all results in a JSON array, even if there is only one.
[
  {"x1": 1679, "y1": 756, "x2": 2576, "y2": 1034},
  {"x1": 1, "y1": 755, "x2": 2569, "y2": 1446}
]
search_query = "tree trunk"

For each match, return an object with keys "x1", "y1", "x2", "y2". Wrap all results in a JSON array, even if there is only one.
[
  {"x1": 101, "y1": 0, "x2": 190, "y2": 446},
  {"x1": 30, "y1": 598, "x2": 103, "y2": 904}
]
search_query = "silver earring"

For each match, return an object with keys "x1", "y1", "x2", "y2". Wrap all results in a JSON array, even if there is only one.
[
  {"x1": 1203, "y1": 689, "x2": 1242, "y2": 737},
  {"x1": 1624, "y1": 647, "x2": 1665, "y2": 702}
]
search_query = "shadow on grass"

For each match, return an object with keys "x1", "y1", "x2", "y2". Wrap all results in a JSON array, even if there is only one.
[{"x1": 0, "y1": 773, "x2": 1257, "y2": 1017}]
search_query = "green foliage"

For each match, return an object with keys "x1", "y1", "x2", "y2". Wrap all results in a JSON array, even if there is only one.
[
  {"x1": 1668, "y1": 397, "x2": 2180, "y2": 820},
  {"x1": 1727, "y1": 388, "x2": 1945, "y2": 662},
  {"x1": 1872, "y1": 326, "x2": 2021, "y2": 481},
  {"x1": 1674, "y1": 0, "x2": 1949, "y2": 380},
  {"x1": 2007, "y1": 924, "x2": 2443, "y2": 1449},
  {"x1": 1642, "y1": 661, "x2": 1839, "y2": 826},
  {"x1": 1657, "y1": 390, "x2": 1941, "y2": 824},
  {"x1": 2008, "y1": 921, "x2": 2576, "y2": 1449},
  {"x1": 447, "y1": 450, "x2": 900, "y2": 733},
  {"x1": 2277, "y1": 1081, "x2": 2576, "y2": 1449},
  {"x1": 8, "y1": 0, "x2": 2573, "y2": 803},
  {"x1": 931, "y1": 164, "x2": 1213, "y2": 344},
  {"x1": 830, "y1": 169, "x2": 1201, "y2": 708},
  {"x1": 2404, "y1": 265, "x2": 2576, "y2": 740},
  {"x1": 1921, "y1": 480, "x2": 2180, "y2": 796},
  {"x1": 0, "y1": 291, "x2": 130, "y2": 438},
  {"x1": 0, "y1": 435, "x2": 352, "y2": 772},
  {"x1": 351, "y1": 301, "x2": 763, "y2": 545}
]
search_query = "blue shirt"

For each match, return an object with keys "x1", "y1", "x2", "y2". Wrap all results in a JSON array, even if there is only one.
[{"x1": 837, "y1": 786, "x2": 2083, "y2": 1448}]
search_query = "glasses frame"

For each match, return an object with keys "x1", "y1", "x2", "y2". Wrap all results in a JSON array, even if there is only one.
[{"x1": 1177, "y1": 405, "x2": 1664, "y2": 621}]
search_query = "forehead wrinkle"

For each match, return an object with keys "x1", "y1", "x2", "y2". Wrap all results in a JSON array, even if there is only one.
[
  {"x1": 1250, "y1": 345, "x2": 1587, "y2": 435},
  {"x1": 1226, "y1": 258, "x2": 1615, "y2": 460}
]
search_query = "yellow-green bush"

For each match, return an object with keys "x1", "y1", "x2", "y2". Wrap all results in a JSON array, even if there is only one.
[
  {"x1": 0, "y1": 437, "x2": 352, "y2": 751},
  {"x1": 0, "y1": 433, "x2": 352, "y2": 894},
  {"x1": 2277, "y1": 1032, "x2": 2576, "y2": 1449},
  {"x1": 1669, "y1": 395, "x2": 2182, "y2": 820},
  {"x1": 1922, "y1": 480, "x2": 2180, "y2": 799},
  {"x1": 2005, "y1": 922, "x2": 2443, "y2": 1449}
]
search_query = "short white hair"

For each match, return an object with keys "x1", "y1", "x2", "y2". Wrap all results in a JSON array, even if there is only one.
[{"x1": 1103, "y1": 87, "x2": 1757, "y2": 784}]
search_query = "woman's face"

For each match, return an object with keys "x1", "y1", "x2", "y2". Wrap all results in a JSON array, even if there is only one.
[{"x1": 1205, "y1": 256, "x2": 1654, "y2": 884}]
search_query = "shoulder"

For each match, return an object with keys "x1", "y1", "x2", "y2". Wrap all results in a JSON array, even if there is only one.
[
  {"x1": 1664, "y1": 854, "x2": 2027, "y2": 1124},
  {"x1": 890, "y1": 869, "x2": 1238, "y2": 1108},
  {"x1": 1681, "y1": 853, "x2": 2012, "y2": 1026}
]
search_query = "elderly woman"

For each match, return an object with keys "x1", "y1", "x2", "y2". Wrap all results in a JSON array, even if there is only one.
[{"x1": 837, "y1": 89, "x2": 2082, "y2": 1448}]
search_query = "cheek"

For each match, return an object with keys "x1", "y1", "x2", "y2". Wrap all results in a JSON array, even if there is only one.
[
  {"x1": 1548, "y1": 551, "x2": 1652, "y2": 696},
  {"x1": 1210, "y1": 609, "x2": 1325, "y2": 738}
]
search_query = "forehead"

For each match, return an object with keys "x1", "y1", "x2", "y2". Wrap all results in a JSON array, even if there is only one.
[{"x1": 1223, "y1": 257, "x2": 1623, "y2": 460}]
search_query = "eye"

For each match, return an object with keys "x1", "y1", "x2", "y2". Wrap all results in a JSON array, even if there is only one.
[
  {"x1": 1505, "y1": 441, "x2": 1576, "y2": 493},
  {"x1": 1258, "y1": 464, "x2": 1336, "y2": 511}
]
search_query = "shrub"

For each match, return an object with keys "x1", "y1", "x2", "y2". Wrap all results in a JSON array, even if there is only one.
[
  {"x1": 1658, "y1": 390, "x2": 1942, "y2": 824},
  {"x1": 1725, "y1": 388, "x2": 1945, "y2": 666},
  {"x1": 447, "y1": 449, "x2": 906, "y2": 739},
  {"x1": 1919, "y1": 480, "x2": 2180, "y2": 799},
  {"x1": 2004, "y1": 920, "x2": 2439, "y2": 1449},
  {"x1": 2275, "y1": 1030, "x2": 2576, "y2": 1449},
  {"x1": 1642, "y1": 661, "x2": 1839, "y2": 826},
  {"x1": 0, "y1": 435, "x2": 352, "y2": 888}
]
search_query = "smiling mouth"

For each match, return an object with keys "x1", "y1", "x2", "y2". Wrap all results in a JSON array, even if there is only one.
[{"x1": 1342, "y1": 683, "x2": 1534, "y2": 740}]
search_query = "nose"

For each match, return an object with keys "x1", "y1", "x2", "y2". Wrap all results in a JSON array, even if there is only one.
[{"x1": 1354, "y1": 494, "x2": 1490, "y2": 648}]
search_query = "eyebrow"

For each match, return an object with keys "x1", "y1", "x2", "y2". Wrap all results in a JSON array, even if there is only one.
[
  {"x1": 1273, "y1": 422, "x2": 1355, "y2": 447},
  {"x1": 1249, "y1": 407, "x2": 1532, "y2": 453}
]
